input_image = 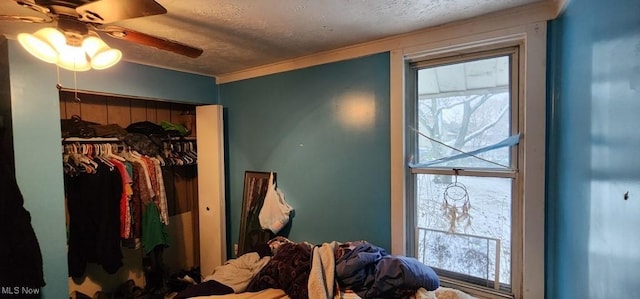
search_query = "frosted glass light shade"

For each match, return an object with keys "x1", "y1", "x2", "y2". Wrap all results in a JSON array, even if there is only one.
[
  {"x1": 56, "y1": 44, "x2": 91, "y2": 72},
  {"x1": 82, "y1": 36, "x2": 122, "y2": 70},
  {"x1": 90, "y1": 48, "x2": 122, "y2": 70},
  {"x1": 17, "y1": 27, "x2": 65, "y2": 64}
]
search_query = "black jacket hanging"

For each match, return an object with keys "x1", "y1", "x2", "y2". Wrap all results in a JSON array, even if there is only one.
[
  {"x1": 66, "y1": 160, "x2": 124, "y2": 278},
  {"x1": 0, "y1": 143, "x2": 46, "y2": 288}
]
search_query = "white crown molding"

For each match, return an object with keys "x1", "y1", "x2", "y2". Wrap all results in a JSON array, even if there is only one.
[{"x1": 554, "y1": 0, "x2": 570, "y2": 17}]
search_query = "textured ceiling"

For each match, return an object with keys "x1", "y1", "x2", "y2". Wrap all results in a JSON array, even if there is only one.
[{"x1": 0, "y1": 0, "x2": 550, "y2": 78}]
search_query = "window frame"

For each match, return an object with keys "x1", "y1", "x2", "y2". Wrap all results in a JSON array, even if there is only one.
[
  {"x1": 389, "y1": 23, "x2": 546, "y2": 299},
  {"x1": 406, "y1": 47, "x2": 522, "y2": 296}
]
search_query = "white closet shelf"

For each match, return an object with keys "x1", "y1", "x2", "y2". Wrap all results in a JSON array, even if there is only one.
[
  {"x1": 62, "y1": 137, "x2": 120, "y2": 142},
  {"x1": 62, "y1": 137, "x2": 197, "y2": 142}
]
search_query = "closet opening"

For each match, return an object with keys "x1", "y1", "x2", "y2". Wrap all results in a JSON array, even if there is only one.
[{"x1": 59, "y1": 88, "x2": 202, "y2": 297}]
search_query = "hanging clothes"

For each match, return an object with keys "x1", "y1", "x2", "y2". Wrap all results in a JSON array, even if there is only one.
[
  {"x1": 111, "y1": 158, "x2": 133, "y2": 239},
  {"x1": 141, "y1": 202, "x2": 170, "y2": 255},
  {"x1": 151, "y1": 157, "x2": 169, "y2": 224},
  {"x1": 62, "y1": 138, "x2": 195, "y2": 276},
  {"x1": 66, "y1": 157, "x2": 124, "y2": 278},
  {"x1": 125, "y1": 154, "x2": 153, "y2": 242}
]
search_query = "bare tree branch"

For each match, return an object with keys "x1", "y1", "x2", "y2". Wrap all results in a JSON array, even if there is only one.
[
  {"x1": 434, "y1": 95, "x2": 482, "y2": 115},
  {"x1": 469, "y1": 94, "x2": 491, "y2": 110},
  {"x1": 464, "y1": 104, "x2": 509, "y2": 143}
]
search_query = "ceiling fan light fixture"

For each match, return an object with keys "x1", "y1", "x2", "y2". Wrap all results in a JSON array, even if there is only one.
[
  {"x1": 18, "y1": 28, "x2": 121, "y2": 71},
  {"x1": 82, "y1": 36, "x2": 122, "y2": 70},
  {"x1": 56, "y1": 43, "x2": 91, "y2": 72},
  {"x1": 9, "y1": 0, "x2": 200, "y2": 71},
  {"x1": 17, "y1": 27, "x2": 65, "y2": 64}
]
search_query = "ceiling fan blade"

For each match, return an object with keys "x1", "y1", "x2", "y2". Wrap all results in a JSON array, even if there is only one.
[
  {"x1": 0, "y1": 15, "x2": 51, "y2": 23},
  {"x1": 76, "y1": 0, "x2": 167, "y2": 24},
  {"x1": 3, "y1": 0, "x2": 51, "y2": 22},
  {"x1": 100, "y1": 26, "x2": 203, "y2": 58}
]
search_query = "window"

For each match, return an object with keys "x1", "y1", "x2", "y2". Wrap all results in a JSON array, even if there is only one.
[{"x1": 406, "y1": 47, "x2": 522, "y2": 297}]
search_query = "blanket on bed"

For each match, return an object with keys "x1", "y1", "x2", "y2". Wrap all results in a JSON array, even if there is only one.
[
  {"x1": 188, "y1": 286, "x2": 478, "y2": 299},
  {"x1": 245, "y1": 240, "x2": 439, "y2": 299},
  {"x1": 178, "y1": 238, "x2": 440, "y2": 299},
  {"x1": 308, "y1": 242, "x2": 340, "y2": 299},
  {"x1": 363, "y1": 255, "x2": 440, "y2": 298},
  {"x1": 333, "y1": 241, "x2": 439, "y2": 298},
  {"x1": 205, "y1": 252, "x2": 272, "y2": 293},
  {"x1": 246, "y1": 242, "x2": 314, "y2": 298},
  {"x1": 334, "y1": 241, "x2": 387, "y2": 294}
]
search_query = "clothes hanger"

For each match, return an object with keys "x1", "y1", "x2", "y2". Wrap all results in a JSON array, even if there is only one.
[
  {"x1": 77, "y1": 143, "x2": 98, "y2": 170},
  {"x1": 98, "y1": 144, "x2": 116, "y2": 170},
  {"x1": 90, "y1": 144, "x2": 112, "y2": 170},
  {"x1": 185, "y1": 141, "x2": 197, "y2": 162},
  {"x1": 107, "y1": 143, "x2": 126, "y2": 162},
  {"x1": 180, "y1": 144, "x2": 194, "y2": 165}
]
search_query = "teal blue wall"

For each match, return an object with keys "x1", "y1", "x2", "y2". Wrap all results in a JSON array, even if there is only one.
[
  {"x1": 220, "y1": 53, "x2": 391, "y2": 253},
  {"x1": 6, "y1": 39, "x2": 217, "y2": 298},
  {"x1": 547, "y1": 0, "x2": 640, "y2": 298}
]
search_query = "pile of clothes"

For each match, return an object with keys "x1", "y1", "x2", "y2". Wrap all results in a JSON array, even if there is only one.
[{"x1": 173, "y1": 237, "x2": 439, "y2": 299}]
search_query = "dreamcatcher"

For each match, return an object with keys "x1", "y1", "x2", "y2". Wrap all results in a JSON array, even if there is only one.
[{"x1": 442, "y1": 170, "x2": 472, "y2": 233}]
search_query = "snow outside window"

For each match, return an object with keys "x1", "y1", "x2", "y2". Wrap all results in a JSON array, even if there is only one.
[{"x1": 406, "y1": 47, "x2": 522, "y2": 296}]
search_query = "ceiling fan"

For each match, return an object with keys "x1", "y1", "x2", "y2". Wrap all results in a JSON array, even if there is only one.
[{"x1": 0, "y1": 0, "x2": 203, "y2": 70}]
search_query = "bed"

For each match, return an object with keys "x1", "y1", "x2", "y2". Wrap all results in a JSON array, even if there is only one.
[
  {"x1": 171, "y1": 237, "x2": 476, "y2": 299},
  {"x1": 182, "y1": 287, "x2": 476, "y2": 299}
]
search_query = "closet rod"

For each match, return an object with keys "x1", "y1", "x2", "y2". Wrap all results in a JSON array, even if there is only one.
[{"x1": 57, "y1": 85, "x2": 201, "y2": 106}]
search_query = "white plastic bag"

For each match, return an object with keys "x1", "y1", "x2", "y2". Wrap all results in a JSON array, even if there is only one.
[{"x1": 259, "y1": 172, "x2": 293, "y2": 234}]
